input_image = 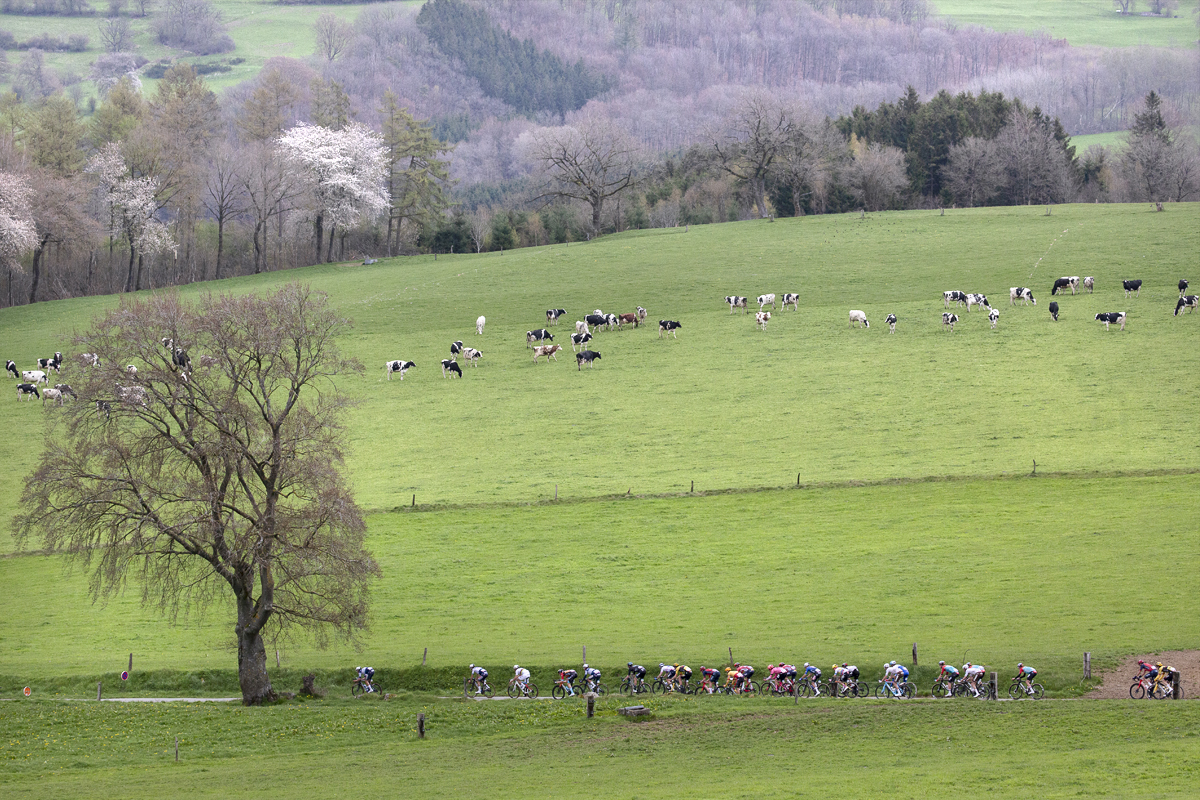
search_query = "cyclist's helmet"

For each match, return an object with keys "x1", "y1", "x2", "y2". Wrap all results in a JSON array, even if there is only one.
[
  {"x1": 734, "y1": 663, "x2": 741, "y2": 668},
  {"x1": 804, "y1": 663, "x2": 809, "y2": 668},
  {"x1": 843, "y1": 663, "x2": 848, "y2": 668},
  {"x1": 583, "y1": 663, "x2": 588, "y2": 669},
  {"x1": 939, "y1": 661, "x2": 945, "y2": 666},
  {"x1": 628, "y1": 662, "x2": 633, "y2": 667},
  {"x1": 890, "y1": 660, "x2": 897, "y2": 666},
  {"x1": 1017, "y1": 663, "x2": 1023, "y2": 668},
  {"x1": 659, "y1": 662, "x2": 665, "y2": 667},
  {"x1": 768, "y1": 664, "x2": 775, "y2": 670},
  {"x1": 514, "y1": 665, "x2": 520, "y2": 670},
  {"x1": 470, "y1": 664, "x2": 475, "y2": 670}
]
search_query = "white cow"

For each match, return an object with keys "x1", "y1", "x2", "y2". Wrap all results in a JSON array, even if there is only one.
[
  {"x1": 849, "y1": 310, "x2": 869, "y2": 328},
  {"x1": 476, "y1": 315, "x2": 486, "y2": 335}
]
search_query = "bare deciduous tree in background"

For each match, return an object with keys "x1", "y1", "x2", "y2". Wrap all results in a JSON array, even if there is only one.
[
  {"x1": 315, "y1": 12, "x2": 354, "y2": 62},
  {"x1": 98, "y1": 17, "x2": 133, "y2": 54},
  {"x1": 944, "y1": 137, "x2": 1003, "y2": 207},
  {"x1": 711, "y1": 92, "x2": 794, "y2": 218},
  {"x1": 15, "y1": 285, "x2": 378, "y2": 706},
  {"x1": 846, "y1": 139, "x2": 908, "y2": 211},
  {"x1": 531, "y1": 116, "x2": 640, "y2": 233}
]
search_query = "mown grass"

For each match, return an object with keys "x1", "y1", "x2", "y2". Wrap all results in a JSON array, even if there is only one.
[
  {"x1": 936, "y1": 0, "x2": 1200, "y2": 48},
  {"x1": 2, "y1": 695, "x2": 1198, "y2": 798}
]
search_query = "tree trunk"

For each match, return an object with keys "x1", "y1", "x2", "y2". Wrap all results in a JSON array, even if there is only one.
[
  {"x1": 135, "y1": 253, "x2": 144, "y2": 292},
  {"x1": 591, "y1": 198, "x2": 603, "y2": 233},
  {"x1": 236, "y1": 596, "x2": 276, "y2": 706},
  {"x1": 252, "y1": 221, "x2": 264, "y2": 274},
  {"x1": 326, "y1": 223, "x2": 336, "y2": 263},
  {"x1": 215, "y1": 215, "x2": 225, "y2": 280},
  {"x1": 29, "y1": 235, "x2": 49, "y2": 304},
  {"x1": 752, "y1": 176, "x2": 768, "y2": 218},
  {"x1": 124, "y1": 242, "x2": 137, "y2": 293},
  {"x1": 314, "y1": 213, "x2": 324, "y2": 264}
]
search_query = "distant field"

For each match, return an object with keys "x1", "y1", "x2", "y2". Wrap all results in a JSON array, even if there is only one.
[
  {"x1": 1071, "y1": 130, "x2": 1127, "y2": 150},
  {"x1": 936, "y1": 0, "x2": 1200, "y2": 48}
]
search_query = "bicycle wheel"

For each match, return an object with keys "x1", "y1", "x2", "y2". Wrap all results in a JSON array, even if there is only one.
[
  {"x1": 901, "y1": 682, "x2": 916, "y2": 699},
  {"x1": 351, "y1": 682, "x2": 362, "y2": 697},
  {"x1": 464, "y1": 678, "x2": 474, "y2": 697},
  {"x1": 482, "y1": 682, "x2": 494, "y2": 698},
  {"x1": 619, "y1": 678, "x2": 632, "y2": 696},
  {"x1": 1130, "y1": 683, "x2": 1145, "y2": 700},
  {"x1": 650, "y1": 679, "x2": 665, "y2": 696},
  {"x1": 507, "y1": 682, "x2": 520, "y2": 699},
  {"x1": 932, "y1": 682, "x2": 950, "y2": 699},
  {"x1": 1030, "y1": 683, "x2": 1045, "y2": 700},
  {"x1": 552, "y1": 684, "x2": 567, "y2": 700},
  {"x1": 1008, "y1": 682, "x2": 1023, "y2": 700},
  {"x1": 593, "y1": 683, "x2": 607, "y2": 696}
]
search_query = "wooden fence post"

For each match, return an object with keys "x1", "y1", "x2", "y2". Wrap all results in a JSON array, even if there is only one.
[
  {"x1": 422, "y1": 647, "x2": 427, "y2": 666},
  {"x1": 912, "y1": 643, "x2": 918, "y2": 667},
  {"x1": 275, "y1": 648, "x2": 281, "y2": 669},
  {"x1": 175, "y1": 736, "x2": 179, "y2": 761},
  {"x1": 418, "y1": 713, "x2": 425, "y2": 738},
  {"x1": 1084, "y1": 652, "x2": 1091, "y2": 679},
  {"x1": 582, "y1": 645, "x2": 586, "y2": 663},
  {"x1": 728, "y1": 648, "x2": 734, "y2": 668},
  {"x1": 96, "y1": 681, "x2": 102, "y2": 701},
  {"x1": 1172, "y1": 672, "x2": 1181, "y2": 700},
  {"x1": 587, "y1": 694, "x2": 595, "y2": 718},
  {"x1": 128, "y1": 653, "x2": 133, "y2": 672},
  {"x1": 990, "y1": 672, "x2": 998, "y2": 700}
]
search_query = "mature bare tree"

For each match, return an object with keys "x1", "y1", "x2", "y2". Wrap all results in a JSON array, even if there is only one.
[
  {"x1": 314, "y1": 12, "x2": 354, "y2": 62},
  {"x1": 16, "y1": 285, "x2": 378, "y2": 705},
  {"x1": 201, "y1": 142, "x2": 244, "y2": 280},
  {"x1": 98, "y1": 17, "x2": 133, "y2": 53},
  {"x1": 710, "y1": 92, "x2": 794, "y2": 218},
  {"x1": 531, "y1": 116, "x2": 640, "y2": 233},
  {"x1": 27, "y1": 169, "x2": 101, "y2": 303},
  {"x1": 775, "y1": 111, "x2": 845, "y2": 215},
  {"x1": 846, "y1": 139, "x2": 908, "y2": 211},
  {"x1": 944, "y1": 137, "x2": 1003, "y2": 207}
]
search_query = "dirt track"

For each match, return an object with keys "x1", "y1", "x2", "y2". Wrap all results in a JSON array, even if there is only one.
[{"x1": 1086, "y1": 650, "x2": 1198, "y2": 699}]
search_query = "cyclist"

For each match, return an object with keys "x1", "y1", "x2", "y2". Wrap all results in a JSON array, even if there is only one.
[
  {"x1": 469, "y1": 664, "x2": 489, "y2": 694},
  {"x1": 937, "y1": 660, "x2": 960, "y2": 694},
  {"x1": 768, "y1": 664, "x2": 786, "y2": 691},
  {"x1": 964, "y1": 663, "x2": 986, "y2": 696},
  {"x1": 723, "y1": 666, "x2": 738, "y2": 691},
  {"x1": 802, "y1": 663, "x2": 822, "y2": 695},
  {"x1": 513, "y1": 664, "x2": 531, "y2": 693},
  {"x1": 1136, "y1": 659, "x2": 1154, "y2": 679},
  {"x1": 1015, "y1": 663, "x2": 1038, "y2": 694},
  {"x1": 559, "y1": 667, "x2": 579, "y2": 696},
  {"x1": 676, "y1": 664, "x2": 693, "y2": 691},
  {"x1": 356, "y1": 666, "x2": 376, "y2": 693},
  {"x1": 842, "y1": 663, "x2": 860, "y2": 694},
  {"x1": 583, "y1": 663, "x2": 601, "y2": 691},
  {"x1": 1148, "y1": 662, "x2": 1173, "y2": 697},
  {"x1": 627, "y1": 662, "x2": 647, "y2": 692},
  {"x1": 698, "y1": 666, "x2": 721, "y2": 693},
  {"x1": 831, "y1": 664, "x2": 846, "y2": 692},
  {"x1": 1159, "y1": 664, "x2": 1180, "y2": 696},
  {"x1": 657, "y1": 663, "x2": 676, "y2": 688},
  {"x1": 734, "y1": 663, "x2": 755, "y2": 692},
  {"x1": 782, "y1": 662, "x2": 798, "y2": 681}
]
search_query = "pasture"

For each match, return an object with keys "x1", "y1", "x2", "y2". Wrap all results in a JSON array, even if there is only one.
[
  {"x1": 935, "y1": 0, "x2": 1200, "y2": 48},
  {"x1": 1, "y1": 203, "x2": 1197, "y2": 796}
]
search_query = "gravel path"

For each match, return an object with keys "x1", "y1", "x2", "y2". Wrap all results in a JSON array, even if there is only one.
[{"x1": 1085, "y1": 650, "x2": 1197, "y2": 699}]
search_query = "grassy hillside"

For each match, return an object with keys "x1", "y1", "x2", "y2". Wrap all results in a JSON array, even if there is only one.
[{"x1": 936, "y1": 0, "x2": 1200, "y2": 48}]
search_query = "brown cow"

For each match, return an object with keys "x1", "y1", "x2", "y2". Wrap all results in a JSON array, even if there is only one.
[
  {"x1": 618, "y1": 313, "x2": 638, "y2": 328},
  {"x1": 533, "y1": 344, "x2": 562, "y2": 363}
]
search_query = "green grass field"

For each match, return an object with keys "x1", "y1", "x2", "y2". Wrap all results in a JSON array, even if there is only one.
[
  {"x1": 2, "y1": 203, "x2": 1198, "y2": 796},
  {"x1": 936, "y1": 0, "x2": 1200, "y2": 48}
]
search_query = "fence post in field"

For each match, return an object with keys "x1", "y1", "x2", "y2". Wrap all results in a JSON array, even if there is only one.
[
  {"x1": 582, "y1": 645, "x2": 586, "y2": 663},
  {"x1": 1172, "y1": 672, "x2": 1181, "y2": 700},
  {"x1": 587, "y1": 693, "x2": 595, "y2": 718},
  {"x1": 418, "y1": 713, "x2": 426, "y2": 738},
  {"x1": 128, "y1": 653, "x2": 133, "y2": 672},
  {"x1": 912, "y1": 643, "x2": 918, "y2": 667},
  {"x1": 175, "y1": 736, "x2": 179, "y2": 761},
  {"x1": 729, "y1": 648, "x2": 734, "y2": 668},
  {"x1": 423, "y1": 647, "x2": 427, "y2": 666},
  {"x1": 97, "y1": 681, "x2": 102, "y2": 701},
  {"x1": 990, "y1": 672, "x2": 998, "y2": 700},
  {"x1": 276, "y1": 648, "x2": 281, "y2": 668},
  {"x1": 1084, "y1": 652, "x2": 1091, "y2": 679}
]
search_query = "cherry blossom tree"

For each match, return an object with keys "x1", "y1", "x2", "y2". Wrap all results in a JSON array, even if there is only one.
[{"x1": 0, "y1": 171, "x2": 38, "y2": 306}]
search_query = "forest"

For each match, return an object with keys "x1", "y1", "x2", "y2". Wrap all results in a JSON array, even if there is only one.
[{"x1": 0, "y1": 0, "x2": 1196, "y2": 306}]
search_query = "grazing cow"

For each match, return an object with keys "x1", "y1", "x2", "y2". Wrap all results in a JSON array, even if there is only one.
[
  {"x1": 476, "y1": 315, "x2": 486, "y2": 335},
  {"x1": 725, "y1": 296, "x2": 748, "y2": 314},
  {"x1": 532, "y1": 344, "x2": 562, "y2": 363},
  {"x1": 1051, "y1": 277, "x2": 1079, "y2": 295},
  {"x1": 441, "y1": 359, "x2": 462, "y2": 378},
  {"x1": 605, "y1": 313, "x2": 619, "y2": 330},
  {"x1": 5, "y1": 359, "x2": 16, "y2": 379},
  {"x1": 1049, "y1": 301, "x2": 1060, "y2": 321},
  {"x1": 966, "y1": 293, "x2": 989, "y2": 311},
  {"x1": 576, "y1": 350, "x2": 601, "y2": 370},
  {"x1": 450, "y1": 340, "x2": 464, "y2": 357},
  {"x1": 988, "y1": 308, "x2": 1000, "y2": 329},
  {"x1": 585, "y1": 313, "x2": 608, "y2": 329},
  {"x1": 1179, "y1": 279, "x2": 1189, "y2": 297},
  {"x1": 782, "y1": 293, "x2": 799, "y2": 311},
  {"x1": 575, "y1": 320, "x2": 589, "y2": 336},
  {"x1": 885, "y1": 314, "x2": 897, "y2": 333},
  {"x1": 526, "y1": 329, "x2": 553, "y2": 348},
  {"x1": 636, "y1": 306, "x2": 647, "y2": 321},
  {"x1": 942, "y1": 312, "x2": 959, "y2": 330},
  {"x1": 17, "y1": 383, "x2": 39, "y2": 400},
  {"x1": 37, "y1": 353, "x2": 63, "y2": 372},
  {"x1": 943, "y1": 290, "x2": 967, "y2": 308},
  {"x1": 463, "y1": 347, "x2": 482, "y2": 366},
  {"x1": 1174, "y1": 296, "x2": 1198, "y2": 316},
  {"x1": 570, "y1": 332, "x2": 593, "y2": 351},
  {"x1": 1083, "y1": 276, "x2": 1094, "y2": 293},
  {"x1": 658, "y1": 320, "x2": 682, "y2": 339},
  {"x1": 22, "y1": 370, "x2": 47, "y2": 384},
  {"x1": 126, "y1": 364, "x2": 138, "y2": 376},
  {"x1": 117, "y1": 384, "x2": 148, "y2": 406},
  {"x1": 755, "y1": 311, "x2": 771, "y2": 330},
  {"x1": 546, "y1": 308, "x2": 566, "y2": 325},
  {"x1": 42, "y1": 388, "x2": 62, "y2": 406},
  {"x1": 849, "y1": 310, "x2": 869, "y2": 328},
  {"x1": 618, "y1": 313, "x2": 638, "y2": 328},
  {"x1": 757, "y1": 293, "x2": 776, "y2": 311},
  {"x1": 1123, "y1": 280, "x2": 1142, "y2": 297},
  {"x1": 1009, "y1": 287, "x2": 1036, "y2": 306},
  {"x1": 1095, "y1": 311, "x2": 1127, "y2": 331},
  {"x1": 172, "y1": 348, "x2": 191, "y2": 370},
  {"x1": 198, "y1": 354, "x2": 217, "y2": 369},
  {"x1": 54, "y1": 383, "x2": 76, "y2": 400},
  {"x1": 96, "y1": 400, "x2": 111, "y2": 418},
  {"x1": 385, "y1": 360, "x2": 415, "y2": 380}
]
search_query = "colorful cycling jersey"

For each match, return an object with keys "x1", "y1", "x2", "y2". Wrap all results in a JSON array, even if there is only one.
[
  {"x1": 584, "y1": 667, "x2": 601, "y2": 681},
  {"x1": 782, "y1": 664, "x2": 798, "y2": 676},
  {"x1": 701, "y1": 668, "x2": 720, "y2": 680},
  {"x1": 628, "y1": 664, "x2": 646, "y2": 677},
  {"x1": 897, "y1": 666, "x2": 909, "y2": 679},
  {"x1": 844, "y1": 666, "x2": 860, "y2": 678},
  {"x1": 472, "y1": 666, "x2": 488, "y2": 679},
  {"x1": 1019, "y1": 666, "x2": 1037, "y2": 677},
  {"x1": 658, "y1": 665, "x2": 676, "y2": 679},
  {"x1": 677, "y1": 665, "x2": 692, "y2": 678},
  {"x1": 561, "y1": 669, "x2": 577, "y2": 681},
  {"x1": 832, "y1": 666, "x2": 845, "y2": 680},
  {"x1": 358, "y1": 667, "x2": 374, "y2": 680},
  {"x1": 738, "y1": 665, "x2": 755, "y2": 677},
  {"x1": 804, "y1": 665, "x2": 821, "y2": 677},
  {"x1": 965, "y1": 665, "x2": 985, "y2": 678},
  {"x1": 769, "y1": 666, "x2": 786, "y2": 678},
  {"x1": 515, "y1": 668, "x2": 530, "y2": 682},
  {"x1": 940, "y1": 665, "x2": 960, "y2": 677}
]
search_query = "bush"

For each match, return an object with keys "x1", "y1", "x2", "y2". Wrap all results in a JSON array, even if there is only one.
[{"x1": 0, "y1": 30, "x2": 16, "y2": 50}]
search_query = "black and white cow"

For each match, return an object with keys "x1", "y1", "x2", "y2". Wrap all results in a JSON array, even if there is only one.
[
  {"x1": 441, "y1": 359, "x2": 462, "y2": 378},
  {"x1": 1010, "y1": 287, "x2": 1036, "y2": 306},
  {"x1": 636, "y1": 306, "x2": 647, "y2": 322},
  {"x1": 386, "y1": 360, "x2": 415, "y2": 380},
  {"x1": 1174, "y1": 296, "x2": 1198, "y2": 316},
  {"x1": 1095, "y1": 311, "x2": 1127, "y2": 331},
  {"x1": 450, "y1": 340, "x2": 464, "y2": 357},
  {"x1": 79, "y1": 353, "x2": 100, "y2": 367},
  {"x1": 942, "y1": 312, "x2": 959, "y2": 330},
  {"x1": 96, "y1": 400, "x2": 111, "y2": 419},
  {"x1": 42, "y1": 388, "x2": 62, "y2": 406},
  {"x1": 1179, "y1": 279, "x2": 1189, "y2": 297},
  {"x1": 943, "y1": 290, "x2": 967, "y2": 308},
  {"x1": 16, "y1": 383, "x2": 39, "y2": 401},
  {"x1": 885, "y1": 313, "x2": 897, "y2": 333},
  {"x1": 575, "y1": 320, "x2": 589, "y2": 336},
  {"x1": 849, "y1": 310, "x2": 869, "y2": 328},
  {"x1": 755, "y1": 311, "x2": 771, "y2": 330},
  {"x1": 54, "y1": 383, "x2": 76, "y2": 400},
  {"x1": 966, "y1": 293, "x2": 989, "y2": 311},
  {"x1": 22, "y1": 369, "x2": 47, "y2": 385},
  {"x1": 725, "y1": 296, "x2": 748, "y2": 314},
  {"x1": 757, "y1": 293, "x2": 776, "y2": 311},
  {"x1": 462, "y1": 347, "x2": 482, "y2": 366},
  {"x1": 546, "y1": 308, "x2": 566, "y2": 325},
  {"x1": 172, "y1": 348, "x2": 191, "y2": 370},
  {"x1": 1051, "y1": 276, "x2": 1079, "y2": 296},
  {"x1": 782, "y1": 293, "x2": 799, "y2": 311},
  {"x1": 1049, "y1": 301, "x2": 1059, "y2": 322},
  {"x1": 585, "y1": 313, "x2": 608, "y2": 330},
  {"x1": 576, "y1": 350, "x2": 601, "y2": 370},
  {"x1": 570, "y1": 332, "x2": 593, "y2": 351},
  {"x1": 37, "y1": 352, "x2": 63, "y2": 372},
  {"x1": 5, "y1": 359, "x2": 16, "y2": 379},
  {"x1": 1083, "y1": 276, "x2": 1094, "y2": 293},
  {"x1": 988, "y1": 308, "x2": 999, "y2": 329},
  {"x1": 659, "y1": 320, "x2": 682, "y2": 339},
  {"x1": 1123, "y1": 280, "x2": 1142, "y2": 297},
  {"x1": 526, "y1": 329, "x2": 553, "y2": 348},
  {"x1": 605, "y1": 313, "x2": 619, "y2": 330}
]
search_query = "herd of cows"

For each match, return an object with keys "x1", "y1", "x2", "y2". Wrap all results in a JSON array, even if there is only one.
[{"x1": 6, "y1": 276, "x2": 1196, "y2": 403}]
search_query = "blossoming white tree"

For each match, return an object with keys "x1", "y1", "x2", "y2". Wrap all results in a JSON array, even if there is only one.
[
  {"x1": 0, "y1": 171, "x2": 38, "y2": 306},
  {"x1": 276, "y1": 123, "x2": 389, "y2": 263}
]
